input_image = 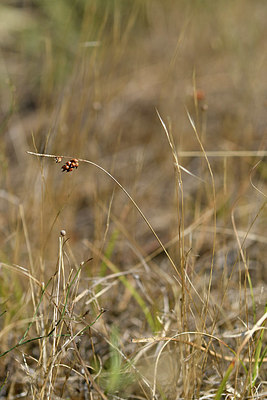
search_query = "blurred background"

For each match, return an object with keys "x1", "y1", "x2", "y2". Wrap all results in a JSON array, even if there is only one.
[
  {"x1": 1, "y1": 0, "x2": 266, "y2": 263},
  {"x1": 0, "y1": 1, "x2": 266, "y2": 398}
]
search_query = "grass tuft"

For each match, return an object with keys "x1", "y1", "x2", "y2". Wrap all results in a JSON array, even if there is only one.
[{"x1": 1, "y1": 1, "x2": 266, "y2": 398}]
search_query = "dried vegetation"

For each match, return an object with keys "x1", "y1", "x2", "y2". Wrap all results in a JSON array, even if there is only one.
[{"x1": 0, "y1": 1, "x2": 266, "y2": 399}]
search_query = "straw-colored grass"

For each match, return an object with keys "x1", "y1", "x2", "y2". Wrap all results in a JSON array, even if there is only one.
[{"x1": 0, "y1": 1, "x2": 266, "y2": 399}]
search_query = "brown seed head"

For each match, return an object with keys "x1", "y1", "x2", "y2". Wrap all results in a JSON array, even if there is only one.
[{"x1": 61, "y1": 158, "x2": 79, "y2": 172}]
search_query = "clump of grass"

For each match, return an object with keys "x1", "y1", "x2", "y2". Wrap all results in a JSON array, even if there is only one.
[
  {"x1": 1, "y1": 1, "x2": 267, "y2": 399},
  {"x1": 1, "y1": 149, "x2": 266, "y2": 398}
]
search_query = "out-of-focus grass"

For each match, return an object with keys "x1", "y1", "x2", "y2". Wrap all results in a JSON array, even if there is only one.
[{"x1": 0, "y1": 0, "x2": 266, "y2": 398}]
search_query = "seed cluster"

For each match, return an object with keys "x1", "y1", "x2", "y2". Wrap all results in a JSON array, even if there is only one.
[{"x1": 61, "y1": 158, "x2": 79, "y2": 172}]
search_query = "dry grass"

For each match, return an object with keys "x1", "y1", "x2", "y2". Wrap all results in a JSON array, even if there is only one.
[{"x1": 0, "y1": 1, "x2": 266, "y2": 399}]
